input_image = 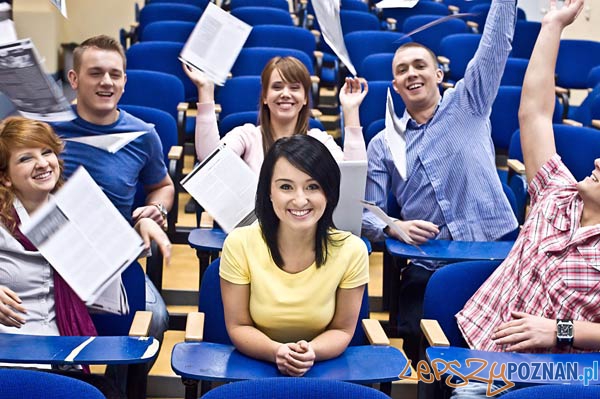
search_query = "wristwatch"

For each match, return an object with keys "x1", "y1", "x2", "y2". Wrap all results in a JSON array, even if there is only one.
[
  {"x1": 151, "y1": 202, "x2": 168, "y2": 223},
  {"x1": 556, "y1": 319, "x2": 574, "y2": 348}
]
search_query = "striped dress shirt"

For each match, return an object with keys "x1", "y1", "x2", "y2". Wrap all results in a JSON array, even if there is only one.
[{"x1": 362, "y1": 0, "x2": 519, "y2": 269}]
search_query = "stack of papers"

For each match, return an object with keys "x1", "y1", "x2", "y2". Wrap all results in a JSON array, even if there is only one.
[{"x1": 20, "y1": 168, "x2": 145, "y2": 315}]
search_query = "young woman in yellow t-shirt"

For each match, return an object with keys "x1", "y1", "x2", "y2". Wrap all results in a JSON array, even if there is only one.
[{"x1": 220, "y1": 134, "x2": 369, "y2": 377}]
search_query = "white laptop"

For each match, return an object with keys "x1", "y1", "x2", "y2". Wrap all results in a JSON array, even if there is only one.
[{"x1": 333, "y1": 160, "x2": 368, "y2": 236}]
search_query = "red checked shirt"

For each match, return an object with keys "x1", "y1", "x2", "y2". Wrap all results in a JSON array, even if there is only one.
[{"x1": 457, "y1": 154, "x2": 600, "y2": 353}]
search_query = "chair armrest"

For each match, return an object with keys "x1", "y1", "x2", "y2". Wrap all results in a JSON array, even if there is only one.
[
  {"x1": 310, "y1": 108, "x2": 323, "y2": 120},
  {"x1": 507, "y1": 158, "x2": 526, "y2": 175},
  {"x1": 466, "y1": 21, "x2": 479, "y2": 34},
  {"x1": 386, "y1": 17, "x2": 397, "y2": 31},
  {"x1": 362, "y1": 319, "x2": 390, "y2": 346},
  {"x1": 563, "y1": 118, "x2": 583, "y2": 127},
  {"x1": 185, "y1": 312, "x2": 205, "y2": 342},
  {"x1": 441, "y1": 82, "x2": 454, "y2": 90},
  {"x1": 306, "y1": 15, "x2": 315, "y2": 30},
  {"x1": 420, "y1": 319, "x2": 450, "y2": 347},
  {"x1": 311, "y1": 30, "x2": 321, "y2": 46},
  {"x1": 168, "y1": 145, "x2": 183, "y2": 161},
  {"x1": 592, "y1": 119, "x2": 600, "y2": 129},
  {"x1": 200, "y1": 212, "x2": 215, "y2": 229},
  {"x1": 129, "y1": 311, "x2": 153, "y2": 337},
  {"x1": 448, "y1": 5, "x2": 459, "y2": 14}
]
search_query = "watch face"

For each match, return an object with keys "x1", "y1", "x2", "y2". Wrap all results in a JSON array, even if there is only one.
[{"x1": 557, "y1": 322, "x2": 574, "y2": 339}]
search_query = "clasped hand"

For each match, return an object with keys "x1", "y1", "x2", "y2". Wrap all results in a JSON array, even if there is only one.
[{"x1": 275, "y1": 340, "x2": 316, "y2": 377}]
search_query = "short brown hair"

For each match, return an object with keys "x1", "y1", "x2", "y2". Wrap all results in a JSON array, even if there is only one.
[
  {"x1": 393, "y1": 42, "x2": 439, "y2": 73},
  {"x1": 258, "y1": 56, "x2": 311, "y2": 154},
  {"x1": 72, "y1": 35, "x2": 126, "y2": 73},
  {"x1": 0, "y1": 116, "x2": 64, "y2": 232}
]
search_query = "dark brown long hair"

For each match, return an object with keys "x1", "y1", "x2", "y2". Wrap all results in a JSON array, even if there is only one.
[
  {"x1": 0, "y1": 117, "x2": 64, "y2": 232},
  {"x1": 258, "y1": 56, "x2": 312, "y2": 155}
]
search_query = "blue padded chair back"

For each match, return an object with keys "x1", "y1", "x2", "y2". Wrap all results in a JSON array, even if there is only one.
[
  {"x1": 231, "y1": 7, "x2": 294, "y2": 26},
  {"x1": 402, "y1": 14, "x2": 469, "y2": 57},
  {"x1": 217, "y1": 76, "x2": 262, "y2": 120},
  {"x1": 361, "y1": 53, "x2": 394, "y2": 82},
  {"x1": 0, "y1": 369, "x2": 106, "y2": 399},
  {"x1": 230, "y1": 0, "x2": 289, "y2": 11},
  {"x1": 491, "y1": 86, "x2": 521, "y2": 153},
  {"x1": 511, "y1": 20, "x2": 541, "y2": 59},
  {"x1": 341, "y1": 0, "x2": 369, "y2": 13},
  {"x1": 199, "y1": 258, "x2": 370, "y2": 346},
  {"x1": 569, "y1": 83, "x2": 600, "y2": 125},
  {"x1": 120, "y1": 69, "x2": 185, "y2": 122},
  {"x1": 359, "y1": 81, "x2": 405, "y2": 137},
  {"x1": 500, "y1": 57, "x2": 528, "y2": 86},
  {"x1": 91, "y1": 262, "x2": 146, "y2": 336},
  {"x1": 146, "y1": 0, "x2": 209, "y2": 8},
  {"x1": 501, "y1": 182, "x2": 520, "y2": 240},
  {"x1": 345, "y1": 31, "x2": 411, "y2": 76},
  {"x1": 119, "y1": 104, "x2": 176, "y2": 167},
  {"x1": 139, "y1": 3, "x2": 203, "y2": 31},
  {"x1": 467, "y1": 3, "x2": 491, "y2": 31},
  {"x1": 508, "y1": 173, "x2": 528, "y2": 225},
  {"x1": 588, "y1": 65, "x2": 600, "y2": 88},
  {"x1": 201, "y1": 377, "x2": 389, "y2": 399},
  {"x1": 126, "y1": 41, "x2": 197, "y2": 101},
  {"x1": 219, "y1": 111, "x2": 324, "y2": 137},
  {"x1": 502, "y1": 385, "x2": 600, "y2": 399},
  {"x1": 509, "y1": 124, "x2": 600, "y2": 182},
  {"x1": 365, "y1": 118, "x2": 385, "y2": 147},
  {"x1": 381, "y1": 1, "x2": 450, "y2": 33},
  {"x1": 245, "y1": 25, "x2": 317, "y2": 61},
  {"x1": 310, "y1": 9, "x2": 379, "y2": 41},
  {"x1": 439, "y1": 33, "x2": 481, "y2": 82},
  {"x1": 231, "y1": 47, "x2": 315, "y2": 77},
  {"x1": 120, "y1": 104, "x2": 177, "y2": 209},
  {"x1": 140, "y1": 20, "x2": 195, "y2": 42},
  {"x1": 423, "y1": 260, "x2": 501, "y2": 347},
  {"x1": 556, "y1": 40, "x2": 600, "y2": 90}
]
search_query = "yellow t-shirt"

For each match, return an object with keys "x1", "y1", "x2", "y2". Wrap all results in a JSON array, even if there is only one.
[{"x1": 220, "y1": 223, "x2": 369, "y2": 343}]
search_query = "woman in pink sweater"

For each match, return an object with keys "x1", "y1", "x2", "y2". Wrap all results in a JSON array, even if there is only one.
[{"x1": 184, "y1": 56, "x2": 369, "y2": 174}]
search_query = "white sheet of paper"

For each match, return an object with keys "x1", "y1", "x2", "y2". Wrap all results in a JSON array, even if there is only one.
[
  {"x1": 360, "y1": 200, "x2": 426, "y2": 254},
  {"x1": 311, "y1": 0, "x2": 357, "y2": 76},
  {"x1": 181, "y1": 146, "x2": 258, "y2": 233},
  {"x1": 64, "y1": 131, "x2": 147, "y2": 153},
  {"x1": 0, "y1": 39, "x2": 76, "y2": 122},
  {"x1": 375, "y1": 0, "x2": 419, "y2": 8},
  {"x1": 0, "y1": 20, "x2": 17, "y2": 45},
  {"x1": 20, "y1": 167, "x2": 144, "y2": 314},
  {"x1": 384, "y1": 88, "x2": 407, "y2": 180},
  {"x1": 49, "y1": 0, "x2": 68, "y2": 18},
  {"x1": 179, "y1": 2, "x2": 251, "y2": 86}
]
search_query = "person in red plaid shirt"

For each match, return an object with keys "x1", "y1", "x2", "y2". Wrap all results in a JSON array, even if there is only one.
[
  {"x1": 458, "y1": 0, "x2": 600, "y2": 356},
  {"x1": 453, "y1": 0, "x2": 600, "y2": 396}
]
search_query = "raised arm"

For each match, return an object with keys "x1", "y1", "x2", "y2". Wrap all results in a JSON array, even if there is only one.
[
  {"x1": 182, "y1": 63, "x2": 221, "y2": 162},
  {"x1": 518, "y1": 0, "x2": 584, "y2": 183},
  {"x1": 339, "y1": 77, "x2": 368, "y2": 161}
]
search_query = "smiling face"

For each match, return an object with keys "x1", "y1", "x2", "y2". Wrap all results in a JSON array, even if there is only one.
[
  {"x1": 3, "y1": 146, "x2": 60, "y2": 210},
  {"x1": 68, "y1": 47, "x2": 126, "y2": 125},
  {"x1": 270, "y1": 157, "x2": 326, "y2": 236},
  {"x1": 392, "y1": 45, "x2": 443, "y2": 113},
  {"x1": 263, "y1": 69, "x2": 308, "y2": 127},
  {"x1": 576, "y1": 158, "x2": 600, "y2": 209}
]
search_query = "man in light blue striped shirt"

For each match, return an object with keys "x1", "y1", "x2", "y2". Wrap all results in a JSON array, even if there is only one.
[{"x1": 362, "y1": 0, "x2": 519, "y2": 362}]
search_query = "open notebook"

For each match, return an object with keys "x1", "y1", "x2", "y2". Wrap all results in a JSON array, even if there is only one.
[{"x1": 181, "y1": 145, "x2": 257, "y2": 233}]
